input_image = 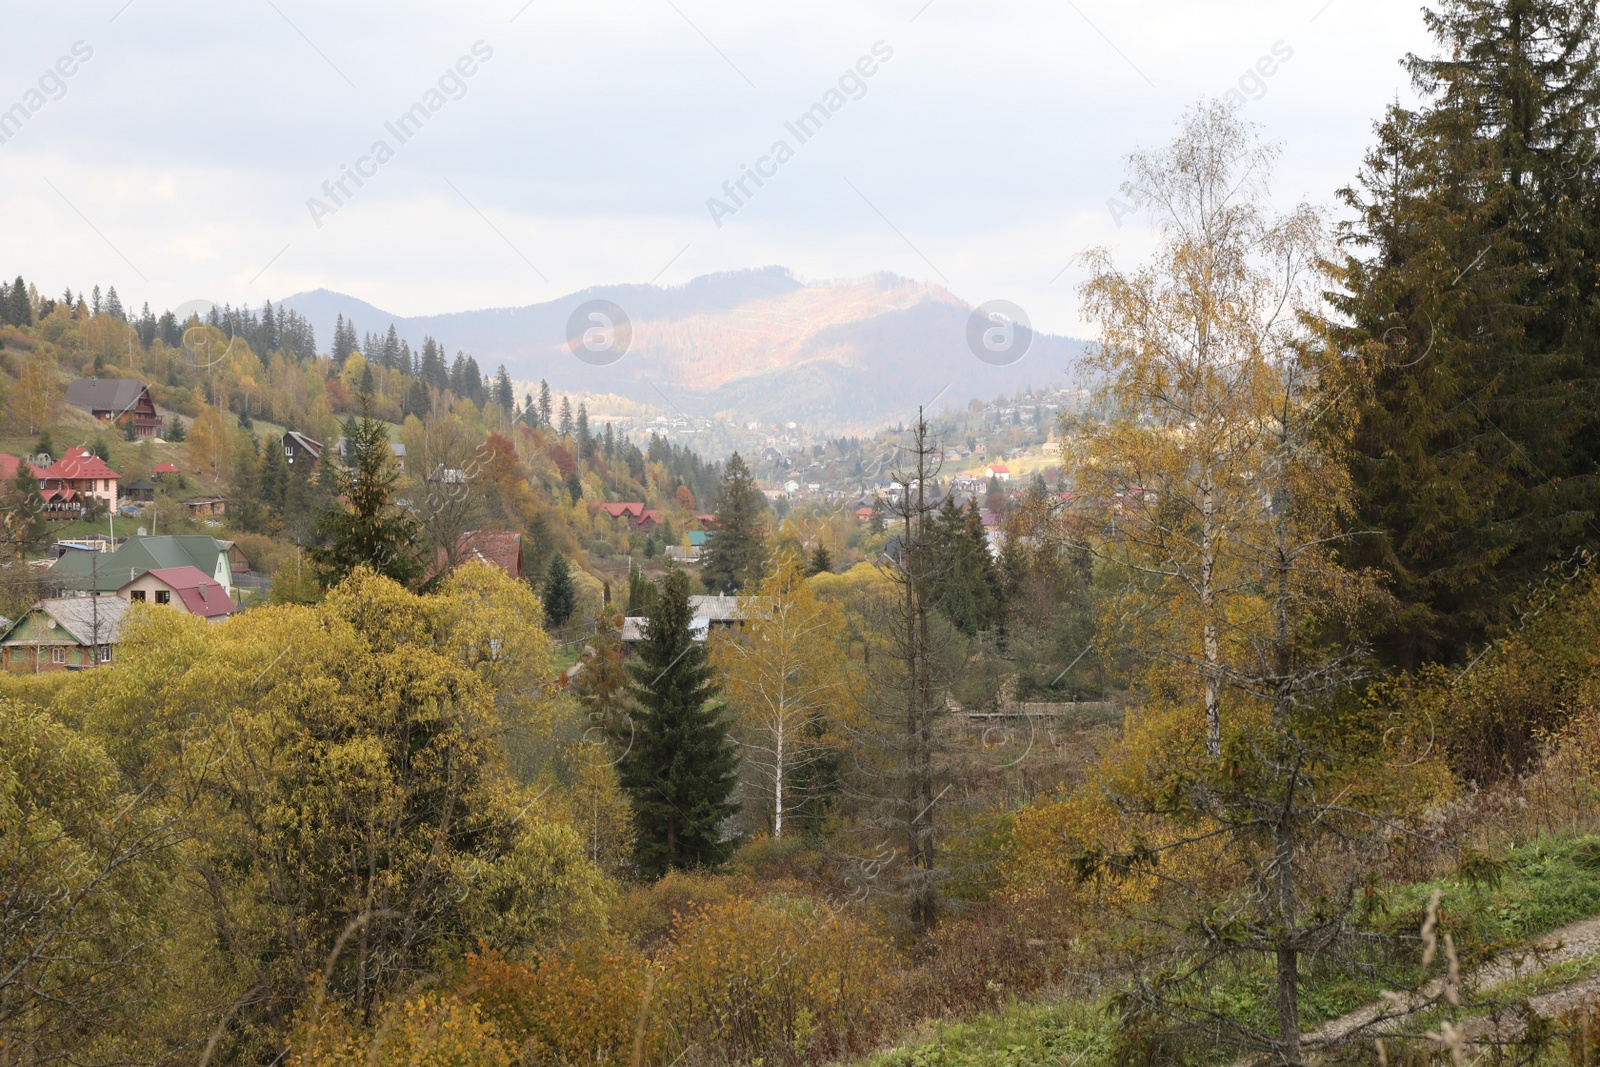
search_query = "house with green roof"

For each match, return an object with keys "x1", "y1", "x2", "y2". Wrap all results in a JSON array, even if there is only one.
[{"x1": 49, "y1": 535, "x2": 237, "y2": 597}]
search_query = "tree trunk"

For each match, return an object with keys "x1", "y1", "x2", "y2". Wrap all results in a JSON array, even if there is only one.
[{"x1": 1201, "y1": 472, "x2": 1222, "y2": 759}]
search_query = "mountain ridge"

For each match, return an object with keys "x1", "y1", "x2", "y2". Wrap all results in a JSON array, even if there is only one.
[{"x1": 279, "y1": 268, "x2": 1086, "y2": 432}]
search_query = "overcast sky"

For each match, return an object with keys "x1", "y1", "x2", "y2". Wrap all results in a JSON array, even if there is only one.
[{"x1": 0, "y1": 0, "x2": 1436, "y2": 336}]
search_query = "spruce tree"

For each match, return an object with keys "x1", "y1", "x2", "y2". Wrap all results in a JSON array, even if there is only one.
[
  {"x1": 493, "y1": 365, "x2": 514, "y2": 414},
  {"x1": 618, "y1": 569, "x2": 739, "y2": 876},
  {"x1": 538, "y1": 380, "x2": 552, "y2": 427},
  {"x1": 558, "y1": 397, "x2": 573, "y2": 439},
  {"x1": 1335, "y1": 0, "x2": 1600, "y2": 665},
  {"x1": 701, "y1": 452, "x2": 768, "y2": 594},
  {"x1": 576, "y1": 403, "x2": 593, "y2": 460},
  {"x1": 805, "y1": 543, "x2": 832, "y2": 576},
  {"x1": 542, "y1": 551, "x2": 577, "y2": 629},
  {"x1": 309, "y1": 396, "x2": 423, "y2": 588}
]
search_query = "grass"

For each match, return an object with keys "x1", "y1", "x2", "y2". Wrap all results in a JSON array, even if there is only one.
[
  {"x1": 864, "y1": 999, "x2": 1115, "y2": 1067},
  {"x1": 859, "y1": 834, "x2": 1600, "y2": 1067}
]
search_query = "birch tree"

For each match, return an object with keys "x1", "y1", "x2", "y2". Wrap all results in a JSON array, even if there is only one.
[
  {"x1": 712, "y1": 556, "x2": 850, "y2": 840},
  {"x1": 1068, "y1": 100, "x2": 1330, "y2": 760}
]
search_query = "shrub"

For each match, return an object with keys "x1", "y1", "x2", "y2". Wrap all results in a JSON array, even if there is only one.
[
  {"x1": 463, "y1": 941, "x2": 654, "y2": 1067},
  {"x1": 654, "y1": 895, "x2": 900, "y2": 1065}
]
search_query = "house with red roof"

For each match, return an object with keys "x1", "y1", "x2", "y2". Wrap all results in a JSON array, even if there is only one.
[
  {"x1": 152, "y1": 461, "x2": 180, "y2": 477},
  {"x1": 430, "y1": 531, "x2": 525, "y2": 582},
  {"x1": 36, "y1": 447, "x2": 120, "y2": 517},
  {"x1": 118, "y1": 566, "x2": 236, "y2": 621},
  {"x1": 984, "y1": 463, "x2": 1011, "y2": 482},
  {"x1": 0, "y1": 453, "x2": 44, "y2": 483}
]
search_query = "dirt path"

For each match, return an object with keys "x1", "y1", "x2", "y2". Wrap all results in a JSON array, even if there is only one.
[{"x1": 1304, "y1": 913, "x2": 1600, "y2": 1048}]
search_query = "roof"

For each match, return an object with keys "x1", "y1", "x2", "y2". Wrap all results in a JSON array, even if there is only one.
[
  {"x1": 64, "y1": 377, "x2": 151, "y2": 413},
  {"x1": 687, "y1": 530, "x2": 709, "y2": 547},
  {"x1": 455, "y1": 531, "x2": 524, "y2": 578},
  {"x1": 126, "y1": 478, "x2": 156, "y2": 491},
  {"x1": 38, "y1": 447, "x2": 120, "y2": 483},
  {"x1": 282, "y1": 431, "x2": 323, "y2": 457},
  {"x1": 123, "y1": 565, "x2": 235, "y2": 618},
  {"x1": 0, "y1": 453, "x2": 43, "y2": 481},
  {"x1": 595, "y1": 502, "x2": 647, "y2": 520},
  {"x1": 152, "y1": 462, "x2": 180, "y2": 474},
  {"x1": 1, "y1": 596, "x2": 130, "y2": 647},
  {"x1": 986, "y1": 463, "x2": 1010, "y2": 474},
  {"x1": 50, "y1": 535, "x2": 228, "y2": 593}
]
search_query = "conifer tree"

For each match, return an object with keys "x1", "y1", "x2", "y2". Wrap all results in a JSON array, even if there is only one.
[
  {"x1": 618, "y1": 569, "x2": 740, "y2": 876},
  {"x1": 310, "y1": 396, "x2": 423, "y2": 588},
  {"x1": 558, "y1": 397, "x2": 573, "y2": 439},
  {"x1": 576, "y1": 403, "x2": 593, "y2": 460},
  {"x1": 1335, "y1": 0, "x2": 1600, "y2": 665},
  {"x1": 541, "y1": 551, "x2": 577, "y2": 629},
  {"x1": 702, "y1": 452, "x2": 768, "y2": 594},
  {"x1": 805, "y1": 543, "x2": 833, "y2": 576},
  {"x1": 493, "y1": 365, "x2": 514, "y2": 414},
  {"x1": 538, "y1": 380, "x2": 552, "y2": 427}
]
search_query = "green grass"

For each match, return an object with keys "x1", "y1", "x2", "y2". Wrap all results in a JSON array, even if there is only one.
[
  {"x1": 864, "y1": 999, "x2": 1116, "y2": 1067},
  {"x1": 860, "y1": 834, "x2": 1600, "y2": 1067}
]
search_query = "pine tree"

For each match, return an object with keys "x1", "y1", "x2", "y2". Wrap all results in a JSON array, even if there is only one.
[
  {"x1": 576, "y1": 402, "x2": 593, "y2": 460},
  {"x1": 618, "y1": 568, "x2": 739, "y2": 876},
  {"x1": 103, "y1": 286, "x2": 124, "y2": 321},
  {"x1": 538, "y1": 380, "x2": 552, "y2": 428},
  {"x1": 493, "y1": 365, "x2": 514, "y2": 414},
  {"x1": 542, "y1": 551, "x2": 577, "y2": 629},
  {"x1": 260, "y1": 433, "x2": 291, "y2": 518},
  {"x1": 558, "y1": 397, "x2": 573, "y2": 439},
  {"x1": 310, "y1": 396, "x2": 423, "y2": 588},
  {"x1": 1335, "y1": 0, "x2": 1600, "y2": 665},
  {"x1": 805, "y1": 543, "x2": 832, "y2": 576},
  {"x1": 382, "y1": 325, "x2": 400, "y2": 370},
  {"x1": 926, "y1": 500, "x2": 1003, "y2": 636},
  {"x1": 702, "y1": 452, "x2": 768, "y2": 594}
]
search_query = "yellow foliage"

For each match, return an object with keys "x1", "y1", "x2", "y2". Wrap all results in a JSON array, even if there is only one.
[{"x1": 290, "y1": 993, "x2": 511, "y2": 1067}]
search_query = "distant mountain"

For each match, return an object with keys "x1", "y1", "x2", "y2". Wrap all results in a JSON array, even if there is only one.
[{"x1": 279, "y1": 268, "x2": 1086, "y2": 432}]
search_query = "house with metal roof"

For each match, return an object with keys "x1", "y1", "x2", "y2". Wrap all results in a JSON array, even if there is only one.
[
  {"x1": 35, "y1": 447, "x2": 120, "y2": 516},
  {"x1": 0, "y1": 596, "x2": 129, "y2": 672},
  {"x1": 119, "y1": 566, "x2": 236, "y2": 621},
  {"x1": 49, "y1": 534, "x2": 237, "y2": 596},
  {"x1": 64, "y1": 378, "x2": 163, "y2": 438}
]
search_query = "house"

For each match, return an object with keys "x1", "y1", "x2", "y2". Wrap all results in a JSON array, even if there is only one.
[
  {"x1": 119, "y1": 566, "x2": 236, "y2": 621},
  {"x1": 985, "y1": 463, "x2": 1011, "y2": 482},
  {"x1": 591, "y1": 502, "x2": 668, "y2": 530},
  {"x1": 620, "y1": 594, "x2": 758, "y2": 647},
  {"x1": 64, "y1": 378, "x2": 163, "y2": 438},
  {"x1": 152, "y1": 461, "x2": 180, "y2": 478},
  {"x1": 49, "y1": 534, "x2": 238, "y2": 596},
  {"x1": 334, "y1": 437, "x2": 405, "y2": 472},
  {"x1": 182, "y1": 495, "x2": 227, "y2": 518},
  {"x1": 664, "y1": 530, "x2": 709, "y2": 564},
  {"x1": 35, "y1": 448, "x2": 120, "y2": 517},
  {"x1": 432, "y1": 531, "x2": 525, "y2": 581},
  {"x1": 593, "y1": 502, "x2": 647, "y2": 528},
  {"x1": 281, "y1": 431, "x2": 323, "y2": 469},
  {"x1": 124, "y1": 478, "x2": 157, "y2": 504},
  {"x1": 0, "y1": 596, "x2": 129, "y2": 672}
]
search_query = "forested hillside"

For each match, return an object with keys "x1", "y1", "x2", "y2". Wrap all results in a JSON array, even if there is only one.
[{"x1": 4, "y1": 3, "x2": 1600, "y2": 1066}]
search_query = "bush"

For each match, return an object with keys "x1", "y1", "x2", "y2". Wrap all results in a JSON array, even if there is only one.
[
  {"x1": 463, "y1": 941, "x2": 654, "y2": 1067},
  {"x1": 655, "y1": 895, "x2": 900, "y2": 1065}
]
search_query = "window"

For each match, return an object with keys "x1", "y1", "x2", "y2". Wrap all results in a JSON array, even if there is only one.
[
  {"x1": 51, "y1": 647, "x2": 65, "y2": 664},
  {"x1": 155, "y1": 590, "x2": 170, "y2": 605},
  {"x1": 100, "y1": 645, "x2": 112, "y2": 663},
  {"x1": 129, "y1": 590, "x2": 146, "y2": 602}
]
